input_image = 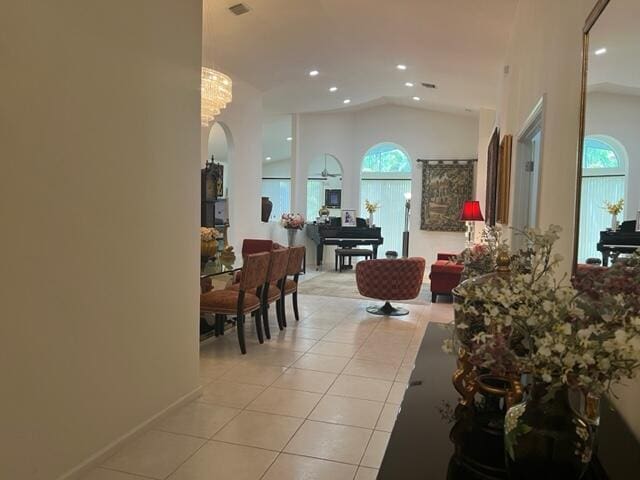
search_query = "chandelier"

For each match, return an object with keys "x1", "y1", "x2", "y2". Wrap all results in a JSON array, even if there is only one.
[{"x1": 201, "y1": 67, "x2": 232, "y2": 126}]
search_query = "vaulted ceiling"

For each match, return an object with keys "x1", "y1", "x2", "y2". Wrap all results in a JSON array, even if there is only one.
[{"x1": 204, "y1": 0, "x2": 517, "y2": 114}]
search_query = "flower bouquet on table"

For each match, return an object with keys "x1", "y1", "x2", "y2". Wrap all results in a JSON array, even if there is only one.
[
  {"x1": 453, "y1": 226, "x2": 506, "y2": 279},
  {"x1": 200, "y1": 227, "x2": 221, "y2": 260},
  {"x1": 364, "y1": 199, "x2": 380, "y2": 227},
  {"x1": 445, "y1": 225, "x2": 640, "y2": 479},
  {"x1": 603, "y1": 198, "x2": 624, "y2": 230},
  {"x1": 280, "y1": 213, "x2": 305, "y2": 230},
  {"x1": 281, "y1": 213, "x2": 305, "y2": 246}
]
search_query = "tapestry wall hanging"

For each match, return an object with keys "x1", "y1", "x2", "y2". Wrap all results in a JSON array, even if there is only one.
[{"x1": 420, "y1": 161, "x2": 475, "y2": 232}]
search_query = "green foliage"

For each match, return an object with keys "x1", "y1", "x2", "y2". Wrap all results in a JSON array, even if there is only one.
[{"x1": 362, "y1": 145, "x2": 411, "y2": 173}]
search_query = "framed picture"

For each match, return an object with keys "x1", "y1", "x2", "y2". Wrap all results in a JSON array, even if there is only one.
[
  {"x1": 341, "y1": 209, "x2": 357, "y2": 227},
  {"x1": 325, "y1": 189, "x2": 342, "y2": 208},
  {"x1": 496, "y1": 134, "x2": 513, "y2": 224},
  {"x1": 420, "y1": 161, "x2": 475, "y2": 232},
  {"x1": 485, "y1": 127, "x2": 500, "y2": 226}
]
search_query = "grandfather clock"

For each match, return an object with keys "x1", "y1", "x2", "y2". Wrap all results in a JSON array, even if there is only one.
[{"x1": 201, "y1": 156, "x2": 223, "y2": 227}]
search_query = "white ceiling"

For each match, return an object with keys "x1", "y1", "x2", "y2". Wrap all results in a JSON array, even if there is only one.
[
  {"x1": 588, "y1": 0, "x2": 640, "y2": 92},
  {"x1": 204, "y1": 0, "x2": 517, "y2": 115}
]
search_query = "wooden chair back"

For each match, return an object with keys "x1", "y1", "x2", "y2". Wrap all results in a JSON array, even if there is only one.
[
  {"x1": 286, "y1": 246, "x2": 305, "y2": 276},
  {"x1": 267, "y1": 248, "x2": 290, "y2": 284}
]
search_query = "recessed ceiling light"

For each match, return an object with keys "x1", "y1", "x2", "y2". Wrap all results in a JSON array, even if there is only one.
[
  {"x1": 309, "y1": 70, "x2": 319, "y2": 76},
  {"x1": 405, "y1": 82, "x2": 414, "y2": 87},
  {"x1": 329, "y1": 86, "x2": 338, "y2": 92},
  {"x1": 396, "y1": 64, "x2": 407, "y2": 70},
  {"x1": 265, "y1": 156, "x2": 272, "y2": 161},
  {"x1": 343, "y1": 99, "x2": 351, "y2": 104},
  {"x1": 412, "y1": 96, "x2": 421, "y2": 101},
  {"x1": 595, "y1": 47, "x2": 607, "y2": 55},
  {"x1": 286, "y1": 137, "x2": 292, "y2": 142}
]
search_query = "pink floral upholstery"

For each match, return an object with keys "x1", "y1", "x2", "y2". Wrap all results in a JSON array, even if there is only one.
[{"x1": 356, "y1": 258, "x2": 426, "y2": 301}]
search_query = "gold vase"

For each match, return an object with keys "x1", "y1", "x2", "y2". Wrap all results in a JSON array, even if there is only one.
[{"x1": 201, "y1": 240, "x2": 217, "y2": 259}]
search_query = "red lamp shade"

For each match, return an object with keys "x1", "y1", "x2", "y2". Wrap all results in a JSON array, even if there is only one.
[{"x1": 460, "y1": 200, "x2": 484, "y2": 221}]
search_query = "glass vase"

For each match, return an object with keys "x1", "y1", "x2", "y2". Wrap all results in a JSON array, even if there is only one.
[{"x1": 504, "y1": 384, "x2": 594, "y2": 480}]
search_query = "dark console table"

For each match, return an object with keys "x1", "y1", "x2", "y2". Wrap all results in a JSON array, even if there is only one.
[{"x1": 378, "y1": 323, "x2": 640, "y2": 479}]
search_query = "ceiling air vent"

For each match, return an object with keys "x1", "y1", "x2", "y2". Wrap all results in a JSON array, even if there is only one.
[
  {"x1": 421, "y1": 82, "x2": 437, "y2": 89},
  {"x1": 229, "y1": 3, "x2": 251, "y2": 16}
]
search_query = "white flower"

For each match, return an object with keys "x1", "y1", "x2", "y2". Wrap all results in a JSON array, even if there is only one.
[
  {"x1": 581, "y1": 353, "x2": 595, "y2": 365},
  {"x1": 562, "y1": 323, "x2": 572, "y2": 335},
  {"x1": 542, "y1": 373, "x2": 552, "y2": 383},
  {"x1": 553, "y1": 343, "x2": 566, "y2": 353},
  {"x1": 614, "y1": 329, "x2": 628, "y2": 345},
  {"x1": 538, "y1": 346, "x2": 552, "y2": 357}
]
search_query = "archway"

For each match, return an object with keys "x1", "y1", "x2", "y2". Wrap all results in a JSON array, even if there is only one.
[
  {"x1": 360, "y1": 142, "x2": 412, "y2": 254},
  {"x1": 306, "y1": 153, "x2": 344, "y2": 221},
  {"x1": 207, "y1": 121, "x2": 233, "y2": 200}
]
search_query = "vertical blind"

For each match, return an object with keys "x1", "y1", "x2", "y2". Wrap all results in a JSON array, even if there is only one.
[
  {"x1": 261, "y1": 178, "x2": 291, "y2": 222},
  {"x1": 360, "y1": 179, "x2": 411, "y2": 254},
  {"x1": 306, "y1": 179, "x2": 324, "y2": 221},
  {"x1": 578, "y1": 175, "x2": 625, "y2": 262}
]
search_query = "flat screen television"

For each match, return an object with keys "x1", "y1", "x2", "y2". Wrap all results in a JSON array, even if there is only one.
[{"x1": 325, "y1": 189, "x2": 342, "y2": 208}]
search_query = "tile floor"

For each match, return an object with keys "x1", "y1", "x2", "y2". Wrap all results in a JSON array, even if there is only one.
[{"x1": 83, "y1": 294, "x2": 453, "y2": 480}]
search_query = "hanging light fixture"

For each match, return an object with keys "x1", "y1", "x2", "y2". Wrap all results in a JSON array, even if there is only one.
[{"x1": 201, "y1": 67, "x2": 232, "y2": 126}]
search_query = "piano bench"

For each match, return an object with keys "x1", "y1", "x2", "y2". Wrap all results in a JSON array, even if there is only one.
[{"x1": 335, "y1": 248, "x2": 373, "y2": 272}]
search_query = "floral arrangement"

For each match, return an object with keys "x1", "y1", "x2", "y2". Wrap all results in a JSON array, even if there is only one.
[
  {"x1": 364, "y1": 199, "x2": 380, "y2": 214},
  {"x1": 446, "y1": 225, "x2": 640, "y2": 400},
  {"x1": 281, "y1": 213, "x2": 305, "y2": 230},
  {"x1": 200, "y1": 227, "x2": 220, "y2": 242},
  {"x1": 603, "y1": 198, "x2": 624, "y2": 216},
  {"x1": 453, "y1": 226, "x2": 506, "y2": 279}
]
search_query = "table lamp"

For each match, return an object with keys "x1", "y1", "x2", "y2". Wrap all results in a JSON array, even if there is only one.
[{"x1": 460, "y1": 200, "x2": 484, "y2": 247}]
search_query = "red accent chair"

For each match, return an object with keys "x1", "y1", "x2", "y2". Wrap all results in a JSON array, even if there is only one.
[
  {"x1": 355, "y1": 257, "x2": 426, "y2": 316},
  {"x1": 429, "y1": 253, "x2": 464, "y2": 303},
  {"x1": 242, "y1": 239, "x2": 274, "y2": 256}
]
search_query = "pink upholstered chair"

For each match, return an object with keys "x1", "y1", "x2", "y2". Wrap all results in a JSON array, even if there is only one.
[{"x1": 355, "y1": 257, "x2": 426, "y2": 316}]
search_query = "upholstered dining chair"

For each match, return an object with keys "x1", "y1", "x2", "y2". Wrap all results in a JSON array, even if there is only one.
[
  {"x1": 241, "y1": 239, "x2": 273, "y2": 256},
  {"x1": 280, "y1": 246, "x2": 306, "y2": 326},
  {"x1": 200, "y1": 251, "x2": 271, "y2": 354},
  {"x1": 227, "y1": 247, "x2": 290, "y2": 339}
]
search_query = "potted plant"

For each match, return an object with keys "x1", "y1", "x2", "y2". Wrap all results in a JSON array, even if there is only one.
[
  {"x1": 603, "y1": 198, "x2": 624, "y2": 230},
  {"x1": 200, "y1": 227, "x2": 221, "y2": 264},
  {"x1": 364, "y1": 199, "x2": 380, "y2": 227},
  {"x1": 281, "y1": 213, "x2": 305, "y2": 246},
  {"x1": 446, "y1": 226, "x2": 640, "y2": 479}
]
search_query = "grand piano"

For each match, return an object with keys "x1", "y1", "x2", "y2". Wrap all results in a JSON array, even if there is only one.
[
  {"x1": 306, "y1": 216, "x2": 384, "y2": 268},
  {"x1": 597, "y1": 220, "x2": 640, "y2": 266}
]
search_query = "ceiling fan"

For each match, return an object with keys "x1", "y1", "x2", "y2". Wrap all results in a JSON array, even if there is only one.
[{"x1": 313, "y1": 154, "x2": 341, "y2": 178}]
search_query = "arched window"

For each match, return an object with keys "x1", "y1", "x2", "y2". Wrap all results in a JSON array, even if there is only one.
[
  {"x1": 362, "y1": 143, "x2": 412, "y2": 173},
  {"x1": 578, "y1": 136, "x2": 627, "y2": 262},
  {"x1": 360, "y1": 143, "x2": 411, "y2": 255}
]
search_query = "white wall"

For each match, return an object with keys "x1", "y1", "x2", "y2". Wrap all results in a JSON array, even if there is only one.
[
  {"x1": 585, "y1": 91, "x2": 640, "y2": 215},
  {"x1": 499, "y1": 0, "x2": 639, "y2": 440},
  {"x1": 296, "y1": 104, "x2": 479, "y2": 268},
  {"x1": 0, "y1": 1, "x2": 202, "y2": 479}
]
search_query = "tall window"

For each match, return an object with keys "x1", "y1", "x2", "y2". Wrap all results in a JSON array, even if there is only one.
[
  {"x1": 578, "y1": 137, "x2": 626, "y2": 262},
  {"x1": 361, "y1": 143, "x2": 411, "y2": 254},
  {"x1": 261, "y1": 178, "x2": 291, "y2": 222},
  {"x1": 306, "y1": 179, "x2": 324, "y2": 221}
]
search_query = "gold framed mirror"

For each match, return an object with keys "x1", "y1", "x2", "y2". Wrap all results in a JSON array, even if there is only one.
[{"x1": 574, "y1": 0, "x2": 640, "y2": 272}]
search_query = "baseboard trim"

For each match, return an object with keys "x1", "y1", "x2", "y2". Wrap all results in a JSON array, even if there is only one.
[{"x1": 58, "y1": 385, "x2": 203, "y2": 480}]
